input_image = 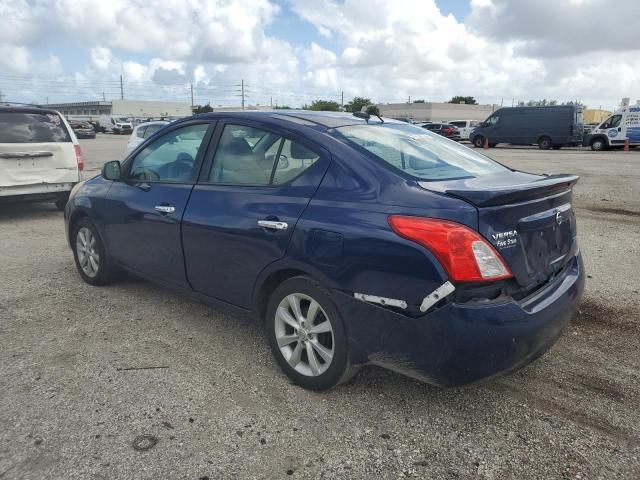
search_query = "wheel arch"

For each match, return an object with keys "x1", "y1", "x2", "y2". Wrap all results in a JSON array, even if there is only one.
[{"x1": 252, "y1": 261, "x2": 335, "y2": 322}]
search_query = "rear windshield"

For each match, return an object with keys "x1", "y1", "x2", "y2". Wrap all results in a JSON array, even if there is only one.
[
  {"x1": 0, "y1": 112, "x2": 71, "y2": 143},
  {"x1": 335, "y1": 123, "x2": 507, "y2": 181}
]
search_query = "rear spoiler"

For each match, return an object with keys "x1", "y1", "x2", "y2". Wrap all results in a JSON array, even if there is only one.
[{"x1": 422, "y1": 174, "x2": 580, "y2": 207}]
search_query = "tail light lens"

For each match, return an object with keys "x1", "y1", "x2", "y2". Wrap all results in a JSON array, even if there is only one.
[
  {"x1": 74, "y1": 144, "x2": 84, "y2": 171},
  {"x1": 388, "y1": 216, "x2": 512, "y2": 282}
]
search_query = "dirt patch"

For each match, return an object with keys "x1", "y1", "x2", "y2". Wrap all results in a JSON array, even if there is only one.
[
  {"x1": 574, "y1": 298, "x2": 639, "y2": 333},
  {"x1": 581, "y1": 206, "x2": 640, "y2": 218}
]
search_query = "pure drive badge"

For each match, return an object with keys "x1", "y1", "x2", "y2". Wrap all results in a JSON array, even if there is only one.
[{"x1": 491, "y1": 230, "x2": 518, "y2": 249}]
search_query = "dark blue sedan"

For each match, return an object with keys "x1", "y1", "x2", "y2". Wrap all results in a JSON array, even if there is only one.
[{"x1": 64, "y1": 111, "x2": 585, "y2": 390}]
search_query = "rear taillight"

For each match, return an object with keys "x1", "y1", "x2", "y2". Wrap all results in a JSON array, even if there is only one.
[
  {"x1": 74, "y1": 144, "x2": 84, "y2": 171},
  {"x1": 388, "y1": 216, "x2": 512, "y2": 282}
]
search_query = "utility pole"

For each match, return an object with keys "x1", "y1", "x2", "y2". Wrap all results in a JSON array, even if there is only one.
[
  {"x1": 241, "y1": 79, "x2": 245, "y2": 110},
  {"x1": 102, "y1": 91, "x2": 106, "y2": 101},
  {"x1": 270, "y1": 96, "x2": 273, "y2": 108},
  {"x1": 46, "y1": 96, "x2": 49, "y2": 105},
  {"x1": 120, "y1": 75, "x2": 124, "y2": 100},
  {"x1": 341, "y1": 90, "x2": 344, "y2": 111},
  {"x1": 190, "y1": 83, "x2": 194, "y2": 108},
  {"x1": 408, "y1": 95, "x2": 411, "y2": 104}
]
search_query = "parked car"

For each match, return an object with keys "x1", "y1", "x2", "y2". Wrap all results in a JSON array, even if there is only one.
[
  {"x1": 583, "y1": 103, "x2": 640, "y2": 151},
  {"x1": 69, "y1": 120, "x2": 97, "y2": 139},
  {"x1": 126, "y1": 120, "x2": 170, "y2": 154},
  {"x1": 448, "y1": 120, "x2": 480, "y2": 140},
  {"x1": 1, "y1": 105, "x2": 83, "y2": 209},
  {"x1": 470, "y1": 106, "x2": 583, "y2": 149},
  {"x1": 421, "y1": 122, "x2": 461, "y2": 141},
  {"x1": 64, "y1": 111, "x2": 584, "y2": 390}
]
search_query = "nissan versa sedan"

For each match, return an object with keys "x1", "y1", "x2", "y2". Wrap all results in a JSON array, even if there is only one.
[{"x1": 64, "y1": 111, "x2": 585, "y2": 390}]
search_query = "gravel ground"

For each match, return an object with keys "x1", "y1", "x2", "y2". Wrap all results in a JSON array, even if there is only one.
[{"x1": 1, "y1": 136, "x2": 639, "y2": 479}]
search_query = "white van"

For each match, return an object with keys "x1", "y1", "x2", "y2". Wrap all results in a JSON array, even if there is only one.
[
  {"x1": 98, "y1": 115, "x2": 133, "y2": 135},
  {"x1": 583, "y1": 103, "x2": 640, "y2": 151},
  {"x1": 448, "y1": 120, "x2": 480, "y2": 140},
  {"x1": 0, "y1": 105, "x2": 83, "y2": 209}
]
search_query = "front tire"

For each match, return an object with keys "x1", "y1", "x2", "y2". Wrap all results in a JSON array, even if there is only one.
[
  {"x1": 472, "y1": 136, "x2": 485, "y2": 148},
  {"x1": 266, "y1": 276, "x2": 354, "y2": 390},
  {"x1": 591, "y1": 138, "x2": 607, "y2": 151},
  {"x1": 72, "y1": 217, "x2": 118, "y2": 285}
]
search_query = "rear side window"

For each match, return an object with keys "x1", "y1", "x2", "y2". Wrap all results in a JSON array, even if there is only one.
[
  {"x1": 0, "y1": 112, "x2": 71, "y2": 143},
  {"x1": 336, "y1": 123, "x2": 508, "y2": 181},
  {"x1": 143, "y1": 124, "x2": 166, "y2": 138}
]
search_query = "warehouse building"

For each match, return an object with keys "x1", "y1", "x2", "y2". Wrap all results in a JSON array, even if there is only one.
[
  {"x1": 376, "y1": 101, "x2": 498, "y2": 123},
  {"x1": 42, "y1": 99, "x2": 192, "y2": 120}
]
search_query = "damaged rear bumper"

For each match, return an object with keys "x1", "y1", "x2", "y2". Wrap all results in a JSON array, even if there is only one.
[{"x1": 334, "y1": 253, "x2": 585, "y2": 387}]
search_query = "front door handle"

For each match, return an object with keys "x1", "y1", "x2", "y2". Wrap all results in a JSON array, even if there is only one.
[
  {"x1": 155, "y1": 205, "x2": 176, "y2": 215},
  {"x1": 257, "y1": 220, "x2": 288, "y2": 231}
]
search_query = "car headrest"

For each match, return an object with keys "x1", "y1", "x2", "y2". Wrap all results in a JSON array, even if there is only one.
[
  {"x1": 223, "y1": 137, "x2": 253, "y2": 156},
  {"x1": 291, "y1": 142, "x2": 317, "y2": 160}
]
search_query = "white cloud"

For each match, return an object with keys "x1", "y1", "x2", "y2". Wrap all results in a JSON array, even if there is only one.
[{"x1": 0, "y1": 0, "x2": 638, "y2": 109}]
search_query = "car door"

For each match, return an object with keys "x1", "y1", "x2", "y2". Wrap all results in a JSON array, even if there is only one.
[
  {"x1": 181, "y1": 120, "x2": 331, "y2": 308},
  {"x1": 103, "y1": 120, "x2": 214, "y2": 287}
]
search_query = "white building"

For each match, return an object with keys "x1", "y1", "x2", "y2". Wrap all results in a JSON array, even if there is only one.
[
  {"x1": 377, "y1": 102, "x2": 498, "y2": 123},
  {"x1": 43, "y1": 99, "x2": 192, "y2": 120}
]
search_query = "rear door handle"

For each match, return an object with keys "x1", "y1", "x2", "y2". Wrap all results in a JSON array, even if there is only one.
[
  {"x1": 155, "y1": 205, "x2": 176, "y2": 214},
  {"x1": 257, "y1": 220, "x2": 288, "y2": 231}
]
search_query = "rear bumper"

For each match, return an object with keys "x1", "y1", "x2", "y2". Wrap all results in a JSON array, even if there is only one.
[
  {"x1": 0, "y1": 182, "x2": 76, "y2": 201},
  {"x1": 334, "y1": 253, "x2": 585, "y2": 386}
]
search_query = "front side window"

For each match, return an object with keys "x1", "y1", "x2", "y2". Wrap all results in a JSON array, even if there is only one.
[
  {"x1": 128, "y1": 123, "x2": 208, "y2": 182},
  {"x1": 336, "y1": 123, "x2": 508, "y2": 181},
  {"x1": 135, "y1": 126, "x2": 147, "y2": 138},
  {"x1": 0, "y1": 112, "x2": 71, "y2": 143},
  {"x1": 209, "y1": 124, "x2": 320, "y2": 185},
  {"x1": 486, "y1": 115, "x2": 499, "y2": 126}
]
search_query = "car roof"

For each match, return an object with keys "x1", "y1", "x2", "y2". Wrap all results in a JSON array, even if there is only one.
[
  {"x1": 0, "y1": 105, "x2": 62, "y2": 116},
  {"x1": 190, "y1": 110, "x2": 403, "y2": 130},
  {"x1": 136, "y1": 120, "x2": 170, "y2": 127}
]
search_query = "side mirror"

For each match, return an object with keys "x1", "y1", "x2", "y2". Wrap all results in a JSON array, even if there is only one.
[{"x1": 102, "y1": 160, "x2": 122, "y2": 181}]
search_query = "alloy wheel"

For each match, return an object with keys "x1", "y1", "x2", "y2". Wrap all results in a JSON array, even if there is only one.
[
  {"x1": 76, "y1": 227, "x2": 100, "y2": 278},
  {"x1": 274, "y1": 293, "x2": 334, "y2": 377}
]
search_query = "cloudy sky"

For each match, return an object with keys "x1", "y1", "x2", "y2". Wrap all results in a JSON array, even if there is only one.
[{"x1": 0, "y1": 0, "x2": 638, "y2": 109}]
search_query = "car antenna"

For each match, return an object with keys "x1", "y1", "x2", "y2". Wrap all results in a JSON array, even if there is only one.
[{"x1": 353, "y1": 108, "x2": 384, "y2": 124}]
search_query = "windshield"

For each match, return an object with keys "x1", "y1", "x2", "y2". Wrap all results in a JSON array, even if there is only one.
[{"x1": 335, "y1": 123, "x2": 508, "y2": 181}]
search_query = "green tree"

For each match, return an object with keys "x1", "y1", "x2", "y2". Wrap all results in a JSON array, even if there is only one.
[
  {"x1": 193, "y1": 103, "x2": 213, "y2": 114},
  {"x1": 303, "y1": 100, "x2": 341, "y2": 111},
  {"x1": 365, "y1": 105, "x2": 380, "y2": 116},
  {"x1": 413, "y1": 99, "x2": 425, "y2": 103},
  {"x1": 448, "y1": 96, "x2": 478, "y2": 105},
  {"x1": 274, "y1": 104, "x2": 292, "y2": 109},
  {"x1": 344, "y1": 96, "x2": 372, "y2": 113}
]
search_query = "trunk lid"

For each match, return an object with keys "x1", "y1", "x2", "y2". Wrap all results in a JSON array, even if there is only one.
[
  {"x1": 420, "y1": 171, "x2": 579, "y2": 289},
  {"x1": 0, "y1": 142, "x2": 78, "y2": 187},
  {"x1": 0, "y1": 110, "x2": 78, "y2": 188}
]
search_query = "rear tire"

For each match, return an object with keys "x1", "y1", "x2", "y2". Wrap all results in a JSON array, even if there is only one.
[
  {"x1": 54, "y1": 194, "x2": 69, "y2": 211},
  {"x1": 472, "y1": 136, "x2": 485, "y2": 148},
  {"x1": 265, "y1": 276, "x2": 356, "y2": 390},
  {"x1": 538, "y1": 136, "x2": 552, "y2": 150},
  {"x1": 72, "y1": 217, "x2": 119, "y2": 286}
]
